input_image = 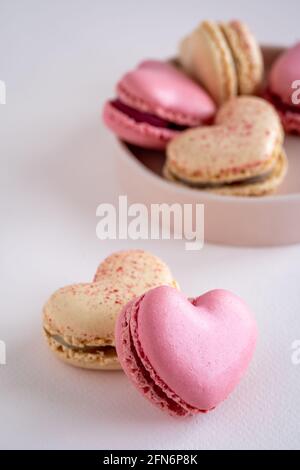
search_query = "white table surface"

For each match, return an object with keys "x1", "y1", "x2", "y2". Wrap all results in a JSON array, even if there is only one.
[{"x1": 1, "y1": 0, "x2": 300, "y2": 450}]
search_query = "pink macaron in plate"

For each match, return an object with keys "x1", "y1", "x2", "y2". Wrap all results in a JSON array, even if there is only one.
[
  {"x1": 116, "y1": 285, "x2": 257, "y2": 417},
  {"x1": 103, "y1": 60, "x2": 216, "y2": 149},
  {"x1": 266, "y1": 42, "x2": 300, "y2": 134}
]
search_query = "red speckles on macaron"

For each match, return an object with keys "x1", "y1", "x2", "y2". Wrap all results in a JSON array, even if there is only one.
[
  {"x1": 43, "y1": 250, "x2": 178, "y2": 370},
  {"x1": 166, "y1": 96, "x2": 284, "y2": 186}
]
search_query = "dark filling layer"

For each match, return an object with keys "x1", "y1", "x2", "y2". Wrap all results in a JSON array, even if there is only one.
[
  {"x1": 127, "y1": 310, "x2": 189, "y2": 416},
  {"x1": 46, "y1": 330, "x2": 116, "y2": 356},
  {"x1": 266, "y1": 89, "x2": 300, "y2": 114},
  {"x1": 111, "y1": 99, "x2": 189, "y2": 131},
  {"x1": 169, "y1": 167, "x2": 274, "y2": 189},
  {"x1": 126, "y1": 299, "x2": 210, "y2": 416}
]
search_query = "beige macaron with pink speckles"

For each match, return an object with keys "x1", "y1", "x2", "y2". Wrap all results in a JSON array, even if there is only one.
[
  {"x1": 43, "y1": 250, "x2": 178, "y2": 370},
  {"x1": 164, "y1": 96, "x2": 287, "y2": 197},
  {"x1": 179, "y1": 20, "x2": 264, "y2": 105}
]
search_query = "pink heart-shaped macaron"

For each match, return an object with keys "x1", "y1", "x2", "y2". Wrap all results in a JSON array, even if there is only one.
[
  {"x1": 116, "y1": 286, "x2": 257, "y2": 417},
  {"x1": 103, "y1": 60, "x2": 216, "y2": 149}
]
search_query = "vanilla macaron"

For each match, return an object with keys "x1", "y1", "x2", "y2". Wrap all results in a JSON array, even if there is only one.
[
  {"x1": 179, "y1": 20, "x2": 264, "y2": 105},
  {"x1": 164, "y1": 97, "x2": 287, "y2": 197},
  {"x1": 43, "y1": 250, "x2": 178, "y2": 370}
]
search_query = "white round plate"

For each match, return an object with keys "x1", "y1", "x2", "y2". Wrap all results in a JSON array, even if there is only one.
[{"x1": 114, "y1": 46, "x2": 300, "y2": 247}]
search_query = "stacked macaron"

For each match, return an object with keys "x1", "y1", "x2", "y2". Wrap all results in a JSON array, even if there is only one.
[
  {"x1": 265, "y1": 43, "x2": 300, "y2": 134},
  {"x1": 179, "y1": 20, "x2": 264, "y2": 105},
  {"x1": 43, "y1": 250, "x2": 258, "y2": 417}
]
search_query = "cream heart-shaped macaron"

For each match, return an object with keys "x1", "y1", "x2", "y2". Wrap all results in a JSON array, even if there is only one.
[
  {"x1": 116, "y1": 286, "x2": 257, "y2": 417},
  {"x1": 43, "y1": 250, "x2": 178, "y2": 370},
  {"x1": 165, "y1": 96, "x2": 287, "y2": 196}
]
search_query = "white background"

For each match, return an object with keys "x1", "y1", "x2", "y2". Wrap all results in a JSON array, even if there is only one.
[{"x1": 1, "y1": 0, "x2": 300, "y2": 450}]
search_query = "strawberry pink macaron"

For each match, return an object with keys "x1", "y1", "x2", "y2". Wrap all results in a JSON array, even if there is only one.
[
  {"x1": 103, "y1": 60, "x2": 216, "y2": 149},
  {"x1": 266, "y1": 43, "x2": 300, "y2": 134},
  {"x1": 116, "y1": 286, "x2": 257, "y2": 417}
]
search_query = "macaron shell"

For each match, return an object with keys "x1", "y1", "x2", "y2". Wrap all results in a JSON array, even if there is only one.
[
  {"x1": 166, "y1": 97, "x2": 283, "y2": 184},
  {"x1": 117, "y1": 60, "x2": 216, "y2": 126},
  {"x1": 44, "y1": 250, "x2": 178, "y2": 349},
  {"x1": 179, "y1": 21, "x2": 238, "y2": 105},
  {"x1": 103, "y1": 101, "x2": 177, "y2": 149},
  {"x1": 221, "y1": 21, "x2": 263, "y2": 95},
  {"x1": 94, "y1": 249, "x2": 179, "y2": 290},
  {"x1": 269, "y1": 43, "x2": 300, "y2": 107},
  {"x1": 43, "y1": 281, "x2": 125, "y2": 347},
  {"x1": 178, "y1": 36, "x2": 195, "y2": 77},
  {"x1": 135, "y1": 287, "x2": 257, "y2": 412}
]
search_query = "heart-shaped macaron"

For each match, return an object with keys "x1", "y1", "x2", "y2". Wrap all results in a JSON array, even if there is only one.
[
  {"x1": 43, "y1": 250, "x2": 178, "y2": 370},
  {"x1": 103, "y1": 60, "x2": 216, "y2": 149},
  {"x1": 116, "y1": 286, "x2": 257, "y2": 417},
  {"x1": 165, "y1": 96, "x2": 287, "y2": 196}
]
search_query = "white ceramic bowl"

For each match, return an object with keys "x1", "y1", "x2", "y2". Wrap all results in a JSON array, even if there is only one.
[{"x1": 114, "y1": 46, "x2": 300, "y2": 247}]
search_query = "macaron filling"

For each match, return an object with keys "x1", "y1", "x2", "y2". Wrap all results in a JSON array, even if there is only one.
[
  {"x1": 110, "y1": 99, "x2": 189, "y2": 131},
  {"x1": 166, "y1": 165, "x2": 276, "y2": 189},
  {"x1": 44, "y1": 329, "x2": 116, "y2": 356},
  {"x1": 265, "y1": 89, "x2": 300, "y2": 113},
  {"x1": 127, "y1": 317, "x2": 189, "y2": 417}
]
